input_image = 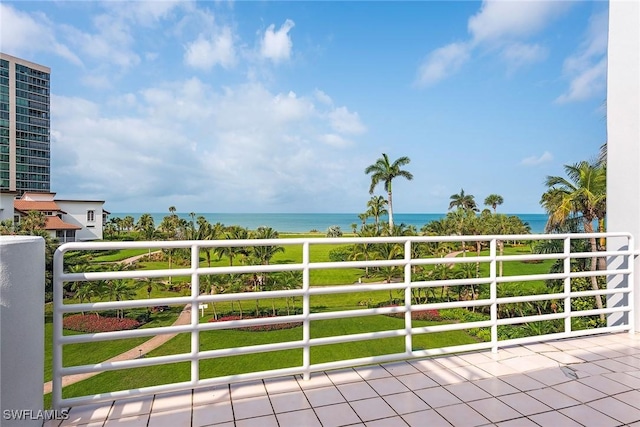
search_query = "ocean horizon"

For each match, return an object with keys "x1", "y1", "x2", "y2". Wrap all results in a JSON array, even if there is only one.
[{"x1": 111, "y1": 212, "x2": 549, "y2": 234}]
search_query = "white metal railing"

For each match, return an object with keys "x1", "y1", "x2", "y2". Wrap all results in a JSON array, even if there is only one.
[{"x1": 52, "y1": 232, "x2": 634, "y2": 408}]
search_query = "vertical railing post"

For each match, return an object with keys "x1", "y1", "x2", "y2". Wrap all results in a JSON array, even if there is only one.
[
  {"x1": 404, "y1": 240, "x2": 413, "y2": 356},
  {"x1": 564, "y1": 236, "x2": 572, "y2": 335},
  {"x1": 489, "y1": 238, "x2": 498, "y2": 353},
  {"x1": 302, "y1": 241, "x2": 311, "y2": 380},
  {"x1": 52, "y1": 243, "x2": 65, "y2": 409},
  {"x1": 191, "y1": 243, "x2": 200, "y2": 386},
  {"x1": 629, "y1": 235, "x2": 636, "y2": 335}
]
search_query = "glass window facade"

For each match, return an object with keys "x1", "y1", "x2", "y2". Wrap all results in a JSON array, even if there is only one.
[{"x1": 0, "y1": 55, "x2": 50, "y2": 194}]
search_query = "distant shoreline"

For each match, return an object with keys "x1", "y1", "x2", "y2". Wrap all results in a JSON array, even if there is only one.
[{"x1": 110, "y1": 212, "x2": 549, "y2": 234}]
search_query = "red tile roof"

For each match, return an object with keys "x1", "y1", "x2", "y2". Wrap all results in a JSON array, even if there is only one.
[
  {"x1": 14, "y1": 200, "x2": 63, "y2": 212},
  {"x1": 45, "y1": 216, "x2": 81, "y2": 230}
]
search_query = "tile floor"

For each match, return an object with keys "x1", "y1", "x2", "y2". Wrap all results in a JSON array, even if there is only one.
[{"x1": 45, "y1": 333, "x2": 640, "y2": 427}]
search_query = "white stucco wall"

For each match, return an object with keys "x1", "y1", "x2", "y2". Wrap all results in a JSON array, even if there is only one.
[
  {"x1": 606, "y1": 0, "x2": 640, "y2": 331},
  {"x1": 56, "y1": 200, "x2": 104, "y2": 241},
  {"x1": 0, "y1": 192, "x2": 16, "y2": 223},
  {"x1": 0, "y1": 236, "x2": 45, "y2": 426}
]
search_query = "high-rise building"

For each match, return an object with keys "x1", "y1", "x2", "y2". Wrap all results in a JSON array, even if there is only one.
[{"x1": 0, "y1": 53, "x2": 50, "y2": 195}]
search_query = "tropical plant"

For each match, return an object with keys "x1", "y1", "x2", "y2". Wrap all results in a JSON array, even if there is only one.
[
  {"x1": 542, "y1": 160, "x2": 606, "y2": 320},
  {"x1": 484, "y1": 194, "x2": 504, "y2": 213},
  {"x1": 449, "y1": 189, "x2": 478, "y2": 212},
  {"x1": 366, "y1": 195, "x2": 388, "y2": 233},
  {"x1": 365, "y1": 153, "x2": 413, "y2": 230},
  {"x1": 326, "y1": 225, "x2": 343, "y2": 237}
]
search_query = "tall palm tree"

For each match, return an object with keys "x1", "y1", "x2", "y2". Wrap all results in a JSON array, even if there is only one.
[
  {"x1": 484, "y1": 194, "x2": 504, "y2": 213},
  {"x1": 449, "y1": 189, "x2": 478, "y2": 212},
  {"x1": 542, "y1": 160, "x2": 606, "y2": 320},
  {"x1": 365, "y1": 153, "x2": 413, "y2": 231},
  {"x1": 366, "y1": 195, "x2": 388, "y2": 233}
]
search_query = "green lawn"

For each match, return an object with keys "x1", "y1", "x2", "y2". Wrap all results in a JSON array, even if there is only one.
[
  {"x1": 57, "y1": 314, "x2": 478, "y2": 400},
  {"x1": 48, "y1": 240, "x2": 555, "y2": 405}
]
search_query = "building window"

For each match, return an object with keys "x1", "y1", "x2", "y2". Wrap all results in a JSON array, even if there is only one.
[{"x1": 87, "y1": 210, "x2": 95, "y2": 222}]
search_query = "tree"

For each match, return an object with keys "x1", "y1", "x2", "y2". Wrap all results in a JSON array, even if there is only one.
[
  {"x1": 366, "y1": 195, "x2": 388, "y2": 233},
  {"x1": 484, "y1": 194, "x2": 504, "y2": 213},
  {"x1": 542, "y1": 160, "x2": 606, "y2": 321},
  {"x1": 19, "y1": 210, "x2": 47, "y2": 234},
  {"x1": 365, "y1": 153, "x2": 413, "y2": 231},
  {"x1": 449, "y1": 189, "x2": 478, "y2": 212},
  {"x1": 326, "y1": 225, "x2": 343, "y2": 237}
]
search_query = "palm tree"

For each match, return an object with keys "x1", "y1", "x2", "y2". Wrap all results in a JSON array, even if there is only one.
[
  {"x1": 542, "y1": 160, "x2": 606, "y2": 321},
  {"x1": 449, "y1": 189, "x2": 478, "y2": 212},
  {"x1": 19, "y1": 210, "x2": 47, "y2": 234},
  {"x1": 365, "y1": 153, "x2": 413, "y2": 230},
  {"x1": 484, "y1": 194, "x2": 504, "y2": 213},
  {"x1": 358, "y1": 212, "x2": 369, "y2": 229},
  {"x1": 366, "y1": 195, "x2": 388, "y2": 233}
]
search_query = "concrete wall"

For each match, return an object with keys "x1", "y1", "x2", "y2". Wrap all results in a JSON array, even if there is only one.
[
  {"x1": 607, "y1": 0, "x2": 640, "y2": 332},
  {"x1": 0, "y1": 236, "x2": 45, "y2": 426},
  {"x1": 0, "y1": 192, "x2": 16, "y2": 222}
]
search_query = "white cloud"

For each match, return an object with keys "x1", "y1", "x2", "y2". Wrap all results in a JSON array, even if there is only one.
[
  {"x1": 521, "y1": 151, "x2": 553, "y2": 166},
  {"x1": 184, "y1": 27, "x2": 236, "y2": 70},
  {"x1": 260, "y1": 19, "x2": 295, "y2": 63},
  {"x1": 51, "y1": 80, "x2": 367, "y2": 211},
  {"x1": 468, "y1": 1, "x2": 570, "y2": 45},
  {"x1": 416, "y1": 0, "x2": 570, "y2": 87},
  {"x1": 328, "y1": 107, "x2": 366, "y2": 135},
  {"x1": 416, "y1": 42, "x2": 471, "y2": 87},
  {"x1": 556, "y1": 9, "x2": 608, "y2": 104},
  {"x1": 0, "y1": 4, "x2": 82, "y2": 65},
  {"x1": 501, "y1": 42, "x2": 547, "y2": 71},
  {"x1": 314, "y1": 89, "x2": 333, "y2": 106}
]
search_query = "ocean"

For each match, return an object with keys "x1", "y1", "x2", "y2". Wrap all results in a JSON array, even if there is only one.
[{"x1": 111, "y1": 212, "x2": 549, "y2": 234}]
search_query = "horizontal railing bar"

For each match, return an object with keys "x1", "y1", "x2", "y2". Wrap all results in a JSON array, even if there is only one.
[{"x1": 411, "y1": 320, "x2": 494, "y2": 334}]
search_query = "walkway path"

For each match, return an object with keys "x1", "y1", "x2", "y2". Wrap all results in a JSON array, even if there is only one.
[{"x1": 44, "y1": 250, "x2": 184, "y2": 395}]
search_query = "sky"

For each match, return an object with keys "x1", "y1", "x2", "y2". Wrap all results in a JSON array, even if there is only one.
[{"x1": 1, "y1": 1, "x2": 608, "y2": 214}]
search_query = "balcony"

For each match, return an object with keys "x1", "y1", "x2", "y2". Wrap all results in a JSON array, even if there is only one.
[{"x1": 36, "y1": 232, "x2": 640, "y2": 426}]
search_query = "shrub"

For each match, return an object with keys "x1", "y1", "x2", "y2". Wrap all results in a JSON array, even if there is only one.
[
  {"x1": 208, "y1": 315, "x2": 302, "y2": 331},
  {"x1": 63, "y1": 314, "x2": 141, "y2": 333},
  {"x1": 380, "y1": 305, "x2": 442, "y2": 321}
]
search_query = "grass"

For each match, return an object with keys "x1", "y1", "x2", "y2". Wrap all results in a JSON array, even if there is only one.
[
  {"x1": 47, "y1": 240, "x2": 557, "y2": 406},
  {"x1": 57, "y1": 314, "x2": 478, "y2": 400},
  {"x1": 87, "y1": 248, "x2": 157, "y2": 263}
]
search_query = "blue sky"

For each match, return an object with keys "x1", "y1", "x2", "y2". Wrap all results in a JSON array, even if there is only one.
[{"x1": 1, "y1": 1, "x2": 608, "y2": 214}]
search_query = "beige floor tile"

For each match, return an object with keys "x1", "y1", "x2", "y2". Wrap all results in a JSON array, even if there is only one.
[
  {"x1": 401, "y1": 409, "x2": 449, "y2": 427},
  {"x1": 192, "y1": 385, "x2": 230, "y2": 406},
  {"x1": 449, "y1": 365, "x2": 494, "y2": 381},
  {"x1": 382, "y1": 391, "x2": 430, "y2": 414},
  {"x1": 559, "y1": 404, "x2": 620, "y2": 427},
  {"x1": 151, "y1": 390, "x2": 192, "y2": 413},
  {"x1": 263, "y1": 376, "x2": 301, "y2": 394},
  {"x1": 499, "y1": 374, "x2": 545, "y2": 392},
  {"x1": 337, "y1": 381, "x2": 378, "y2": 401},
  {"x1": 354, "y1": 365, "x2": 393, "y2": 380},
  {"x1": 525, "y1": 367, "x2": 572, "y2": 386},
  {"x1": 498, "y1": 392, "x2": 551, "y2": 416},
  {"x1": 192, "y1": 401, "x2": 233, "y2": 426},
  {"x1": 552, "y1": 380, "x2": 607, "y2": 403},
  {"x1": 147, "y1": 407, "x2": 191, "y2": 427},
  {"x1": 425, "y1": 368, "x2": 467, "y2": 385},
  {"x1": 614, "y1": 390, "x2": 640, "y2": 410},
  {"x1": 435, "y1": 403, "x2": 489, "y2": 427},
  {"x1": 496, "y1": 417, "x2": 539, "y2": 427},
  {"x1": 414, "y1": 386, "x2": 461, "y2": 408},
  {"x1": 276, "y1": 408, "x2": 322, "y2": 427},
  {"x1": 526, "y1": 388, "x2": 580, "y2": 409},
  {"x1": 467, "y1": 397, "x2": 521, "y2": 423},
  {"x1": 235, "y1": 414, "x2": 279, "y2": 427},
  {"x1": 297, "y1": 372, "x2": 335, "y2": 389},
  {"x1": 232, "y1": 395, "x2": 274, "y2": 420},
  {"x1": 61, "y1": 402, "x2": 113, "y2": 426},
  {"x1": 367, "y1": 377, "x2": 410, "y2": 396},
  {"x1": 588, "y1": 397, "x2": 640, "y2": 425},
  {"x1": 269, "y1": 390, "x2": 311, "y2": 413},
  {"x1": 314, "y1": 402, "x2": 361, "y2": 427},
  {"x1": 578, "y1": 374, "x2": 632, "y2": 394},
  {"x1": 325, "y1": 368, "x2": 363, "y2": 384},
  {"x1": 304, "y1": 385, "x2": 346, "y2": 407},
  {"x1": 103, "y1": 414, "x2": 149, "y2": 426},
  {"x1": 444, "y1": 382, "x2": 491, "y2": 402},
  {"x1": 108, "y1": 397, "x2": 153, "y2": 419},
  {"x1": 350, "y1": 397, "x2": 396, "y2": 422},
  {"x1": 230, "y1": 380, "x2": 267, "y2": 399},
  {"x1": 529, "y1": 411, "x2": 583, "y2": 427},
  {"x1": 395, "y1": 372, "x2": 439, "y2": 390},
  {"x1": 473, "y1": 377, "x2": 519, "y2": 396},
  {"x1": 380, "y1": 361, "x2": 420, "y2": 376}
]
